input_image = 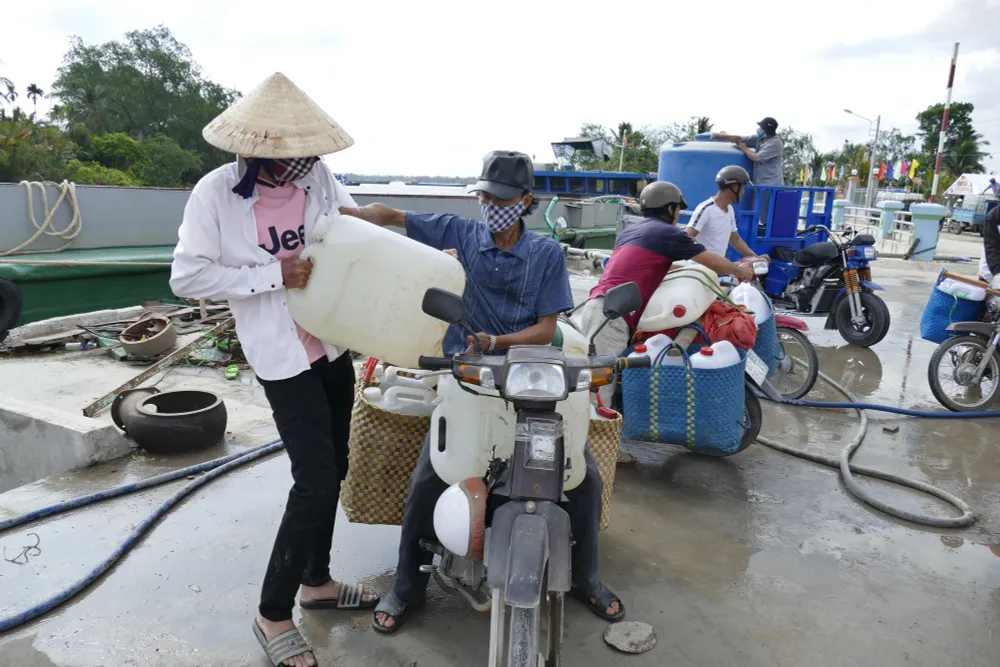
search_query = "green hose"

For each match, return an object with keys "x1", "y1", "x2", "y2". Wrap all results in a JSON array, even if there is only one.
[{"x1": 544, "y1": 196, "x2": 560, "y2": 238}]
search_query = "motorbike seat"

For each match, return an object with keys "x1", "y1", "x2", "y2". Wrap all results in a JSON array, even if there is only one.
[
  {"x1": 793, "y1": 242, "x2": 839, "y2": 267},
  {"x1": 850, "y1": 234, "x2": 876, "y2": 246}
]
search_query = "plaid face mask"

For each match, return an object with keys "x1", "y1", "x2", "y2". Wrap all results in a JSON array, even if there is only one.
[
  {"x1": 481, "y1": 200, "x2": 526, "y2": 233},
  {"x1": 264, "y1": 157, "x2": 320, "y2": 185},
  {"x1": 232, "y1": 157, "x2": 320, "y2": 198}
]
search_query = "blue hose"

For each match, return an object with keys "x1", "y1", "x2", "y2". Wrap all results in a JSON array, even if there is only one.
[
  {"x1": 0, "y1": 439, "x2": 284, "y2": 633},
  {"x1": 772, "y1": 397, "x2": 1000, "y2": 418}
]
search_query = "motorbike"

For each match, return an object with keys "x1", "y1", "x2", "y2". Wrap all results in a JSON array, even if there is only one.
[
  {"x1": 762, "y1": 224, "x2": 891, "y2": 348},
  {"x1": 415, "y1": 282, "x2": 649, "y2": 667},
  {"x1": 927, "y1": 277, "x2": 1000, "y2": 411},
  {"x1": 736, "y1": 258, "x2": 820, "y2": 399}
]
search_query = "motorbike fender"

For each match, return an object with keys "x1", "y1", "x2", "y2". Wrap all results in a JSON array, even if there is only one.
[
  {"x1": 487, "y1": 501, "x2": 572, "y2": 596},
  {"x1": 773, "y1": 314, "x2": 808, "y2": 331},
  {"x1": 503, "y1": 514, "x2": 550, "y2": 607},
  {"x1": 946, "y1": 321, "x2": 996, "y2": 338}
]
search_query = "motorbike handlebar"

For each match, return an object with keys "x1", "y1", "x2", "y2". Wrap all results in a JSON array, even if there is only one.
[
  {"x1": 617, "y1": 355, "x2": 650, "y2": 370},
  {"x1": 417, "y1": 356, "x2": 453, "y2": 370}
]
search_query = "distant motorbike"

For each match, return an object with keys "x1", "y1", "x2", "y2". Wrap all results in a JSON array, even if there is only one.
[
  {"x1": 927, "y1": 278, "x2": 1000, "y2": 411},
  {"x1": 763, "y1": 224, "x2": 890, "y2": 348},
  {"x1": 415, "y1": 282, "x2": 648, "y2": 667}
]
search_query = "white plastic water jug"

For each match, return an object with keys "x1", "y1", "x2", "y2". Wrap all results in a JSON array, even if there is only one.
[
  {"x1": 557, "y1": 319, "x2": 590, "y2": 357},
  {"x1": 937, "y1": 278, "x2": 987, "y2": 302},
  {"x1": 382, "y1": 366, "x2": 437, "y2": 391},
  {"x1": 638, "y1": 261, "x2": 720, "y2": 332},
  {"x1": 730, "y1": 283, "x2": 771, "y2": 324},
  {"x1": 639, "y1": 334, "x2": 674, "y2": 364},
  {"x1": 287, "y1": 213, "x2": 467, "y2": 368},
  {"x1": 690, "y1": 341, "x2": 741, "y2": 370},
  {"x1": 362, "y1": 386, "x2": 383, "y2": 405},
  {"x1": 430, "y1": 375, "x2": 589, "y2": 490},
  {"x1": 382, "y1": 385, "x2": 438, "y2": 417}
]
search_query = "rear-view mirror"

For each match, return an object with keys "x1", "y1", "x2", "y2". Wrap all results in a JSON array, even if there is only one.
[
  {"x1": 602, "y1": 282, "x2": 641, "y2": 320},
  {"x1": 422, "y1": 288, "x2": 467, "y2": 325}
]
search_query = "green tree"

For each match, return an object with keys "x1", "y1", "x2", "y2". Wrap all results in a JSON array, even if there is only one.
[
  {"x1": 66, "y1": 158, "x2": 140, "y2": 186},
  {"x1": 915, "y1": 102, "x2": 979, "y2": 157},
  {"x1": 0, "y1": 115, "x2": 75, "y2": 182},
  {"x1": 50, "y1": 26, "x2": 239, "y2": 181},
  {"x1": 686, "y1": 116, "x2": 714, "y2": 140},
  {"x1": 777, "y1": 127, "x2": 817, "y2": 184},
  {"x1": 91, "y1": 132, "x2": 147, "y2": 172},
  {"x1": 569, "y1": 122, "x2": 685, "y2": 174},
  {"x1": 134, "y1": 134, "x2": 203, "y2": 187},
  {"x1": 25, "y1": 84, "x2": 43, "y2": 116},
  {"x1": 942, "y1": 135, "x2": 989, "y2": 176}
]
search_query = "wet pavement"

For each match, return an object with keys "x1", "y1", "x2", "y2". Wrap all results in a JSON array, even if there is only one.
[{"x1": 1, "y1": 265, "x2": 999, "y2": 666}]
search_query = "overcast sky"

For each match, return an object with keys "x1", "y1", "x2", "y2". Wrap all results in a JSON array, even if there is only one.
[{"x1": 3, "y1": 0, "x2": 998, "y2": 177}]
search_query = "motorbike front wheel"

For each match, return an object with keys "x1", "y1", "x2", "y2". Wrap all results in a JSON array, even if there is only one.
[
  {"x1": 834, "y1": 292, "x2": 890, "y2": 347},
  {"x1": 771, "y1": 328, "x2": 819, "y2": 399},
  {"x1": 928, "y1": 335, "x2": 1000, "y2": 411}
]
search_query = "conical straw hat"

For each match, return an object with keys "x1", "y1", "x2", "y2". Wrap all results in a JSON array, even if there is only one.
[{"x1": 203, "y1": 72, "x2": 353, "y2": 158}]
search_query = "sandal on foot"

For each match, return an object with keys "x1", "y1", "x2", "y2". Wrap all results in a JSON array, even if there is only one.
[
  {"x1": 300, "y1": 583, "x2": 380, "y2": 610},
  {"x1": 371, "y1": 591, "x2": 424, "y2": 635},
  {"x1": 570, "y1": 584, "x2": 626, "y2": 622},
  {"x1": 253, "y1": 620, "x2": 316, "y2": 667}
]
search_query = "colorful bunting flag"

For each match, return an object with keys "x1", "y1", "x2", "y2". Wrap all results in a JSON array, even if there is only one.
[
  {"x1": 839, "y1": 164, "x2": 845, "y2": 179},
  {"x1": 799, "y1": 167, "x2": 805, "y2": 183},
  {"x1": 899, "y1": 159, "x2": 908, "y2": 179},
  {"x1": 878, "y1": 162, "x2": 887, "y2": 180},
  {"x1": 886, "y1": 162, "x2": 895, "y2": 180},
  {"x1": 908, "y1": 159, "x2": 920, "y2": 179}
]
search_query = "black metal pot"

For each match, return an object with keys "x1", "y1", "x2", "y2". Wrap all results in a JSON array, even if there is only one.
[{"x1": 113, "y1": 389, "x2": 228, "y2": 454}]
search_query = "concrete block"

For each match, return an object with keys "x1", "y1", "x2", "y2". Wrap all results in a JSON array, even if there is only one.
[{"x1": 0, "y1": 393, "x2": 131, "y2": 493}]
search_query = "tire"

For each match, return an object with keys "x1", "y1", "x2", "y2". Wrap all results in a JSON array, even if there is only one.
[
  {"x1": 771, "y1": 328, "x2": 819, "y2": 399},
  {"x1": 118, "y1": 390, "x2": 228, "y2": 453},
  {"x1": 0, "y1": 277, "x2": 23, "y2": 344},
  {"x1": 949, "y1": 220, "x2": 963, "y2": 235},
  {"x1": 508, "y1": 606, "x2": 541, "y2": 667},
  {"x1": 834, "y1": 292, "x2": 890, "y2": 347},
  {"x1": 927, "y1": 335, "x2": 1000, "y2": 412},
  {"x1": 695, "y1": 385, "x2": 760, "y2": 457}
]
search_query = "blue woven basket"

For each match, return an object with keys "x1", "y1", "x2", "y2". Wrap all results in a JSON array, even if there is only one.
[
  {"x1": 919, "y1": 270, "x2": 984, "y2": 344},
  {"x1": 752, "y1": 302, "x2": 782, "y2": 375},
  {"x1": 621, "y1": 334, "x2": 748, "y2": 455}
]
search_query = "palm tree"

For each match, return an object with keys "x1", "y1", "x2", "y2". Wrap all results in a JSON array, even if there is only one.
[
  {"x1": 942, "y1": 135, "x2": 989, "y2": 175},
  {"x1": 1, "y1": 77, "x2": 15, "y2": 105},
  {"x1": 26, "y1": 84, "x2": 43, "y2": 115}
]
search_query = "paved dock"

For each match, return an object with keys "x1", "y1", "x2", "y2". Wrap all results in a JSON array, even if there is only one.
[{"x1": 1, "y1": 263, "x2": 998, "y2": 667}]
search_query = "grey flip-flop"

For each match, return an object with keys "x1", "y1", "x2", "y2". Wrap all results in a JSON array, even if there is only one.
[
  {"x1": 371, "y1": 590, "x2": 424, "y2": 635},
  {"x1": 299, "y1": 583, "x2": 380, "y2": 610},
  {"x1": 253, "y1": 620, "x2": 315, "y2": 667}
]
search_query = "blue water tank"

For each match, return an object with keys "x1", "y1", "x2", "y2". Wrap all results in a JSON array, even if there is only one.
[{"x1": 657, "y1": 133, "x2": 753, "y2": 222}]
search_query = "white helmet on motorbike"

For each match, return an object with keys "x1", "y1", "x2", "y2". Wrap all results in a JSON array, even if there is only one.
[{"x1": 434, "y1": 477, "x2": 488, "y2": 559}]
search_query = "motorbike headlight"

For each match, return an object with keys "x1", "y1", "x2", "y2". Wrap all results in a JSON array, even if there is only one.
[
  {"x1": 862, "y1": 246, "x2": 877, "y2": 260},
  {"x1": 503, "y1": 362, "x2": 567, "y2": 400}
]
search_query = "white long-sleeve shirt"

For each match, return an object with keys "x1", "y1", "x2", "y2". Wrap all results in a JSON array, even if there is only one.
[{"x1": 170, "y1": 160, "x2": 357, "y2": 381}]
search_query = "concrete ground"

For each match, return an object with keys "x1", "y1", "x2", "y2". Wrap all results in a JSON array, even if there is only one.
[{"x1": 1, "y1": 264, "x2": 999, "y2": 667}]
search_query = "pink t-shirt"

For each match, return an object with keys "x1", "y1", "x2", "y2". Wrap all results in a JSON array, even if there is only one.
[{"x1": 254, "y1": 184, "x2": 327, "y2": 363}]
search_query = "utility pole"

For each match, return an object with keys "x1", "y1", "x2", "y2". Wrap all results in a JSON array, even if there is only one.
[
  {"x1": 866, "y1": 115, "x2": 881, "y2": 209},
  {"x1": 930, "y1": 42, "x2": 960, "y2": 203}
]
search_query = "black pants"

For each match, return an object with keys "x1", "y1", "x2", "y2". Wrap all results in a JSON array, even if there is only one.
[
  {"x1": 390, "y1": 434, "x2": 604, "y2": 605},
  {"x1": 256, "y1": 353, "x2": 355, "y2": 622}
]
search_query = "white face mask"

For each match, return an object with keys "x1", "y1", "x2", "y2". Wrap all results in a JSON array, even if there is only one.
[{"x1": 481, "y1": 200, "x2": 526, "y2": 233}]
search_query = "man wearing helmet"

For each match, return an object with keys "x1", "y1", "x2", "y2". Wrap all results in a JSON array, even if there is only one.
[
  {"x1": 576, "y1": 181, "x2": 753, "y2": 404},
  {"x1": 686, "y1": 165, "x2": 766, "y2": 261}
]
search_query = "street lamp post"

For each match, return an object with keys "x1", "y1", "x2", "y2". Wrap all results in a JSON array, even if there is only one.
[{"x1": 844, "y1": 109, "x2": 881, "y2": 208}]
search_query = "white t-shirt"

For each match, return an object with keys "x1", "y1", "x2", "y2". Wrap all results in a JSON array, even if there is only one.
[{"x1": 688, "y1": 198, "x2": 737, "y2": 257}]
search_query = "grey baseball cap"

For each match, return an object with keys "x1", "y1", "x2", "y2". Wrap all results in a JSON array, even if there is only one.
[{"x1": 469, "y1": 150, "x2": 534, "y2": 200}]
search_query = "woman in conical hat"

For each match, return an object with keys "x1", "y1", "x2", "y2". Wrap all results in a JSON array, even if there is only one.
[{"x1": 171, "y1": 72, "x2": 379, "y2": 667}]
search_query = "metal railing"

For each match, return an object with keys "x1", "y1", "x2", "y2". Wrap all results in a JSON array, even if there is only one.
[
  {"x1": 890, "y1": 211, "x2": 915, "y2": 247},
  {"x1": 843, "y1": 206, "x2": 881, "y2": 237}
]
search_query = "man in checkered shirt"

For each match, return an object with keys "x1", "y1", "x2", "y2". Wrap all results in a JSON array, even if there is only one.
[{"x1": 343, "y1": 150, "x2": 627, "y2": 634}]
